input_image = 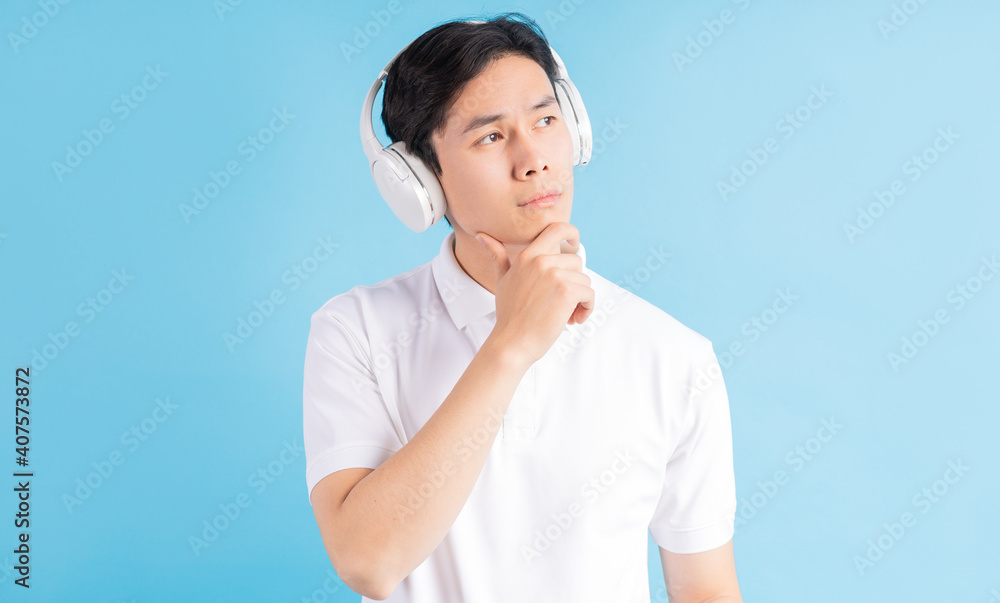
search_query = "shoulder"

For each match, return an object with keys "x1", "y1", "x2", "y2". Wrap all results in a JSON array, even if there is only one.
[
  {"x1": 310, "y1": 259, "x2": 436, "y2": 339},
  {"x1": 587, "y1": 269, "x2": 715, "y2": 358}
]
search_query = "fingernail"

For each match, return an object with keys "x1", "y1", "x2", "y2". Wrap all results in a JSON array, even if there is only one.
[{"x1": 475, "y1": 235, "x2": 486, "y2": 248}]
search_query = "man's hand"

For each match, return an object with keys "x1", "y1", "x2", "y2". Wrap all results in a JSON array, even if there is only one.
[{"x1": 476, "y1": 222, "x2": 595, "y2": 367}]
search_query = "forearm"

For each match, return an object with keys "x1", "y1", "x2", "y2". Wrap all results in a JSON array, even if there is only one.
[{"x1": 337, "y1": 331, "x2": 529, "y2": 595}]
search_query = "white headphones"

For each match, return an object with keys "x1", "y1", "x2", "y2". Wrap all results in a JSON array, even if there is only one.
[{"x1": 359, "y1": 20, "x2": 593, "y2": 233}]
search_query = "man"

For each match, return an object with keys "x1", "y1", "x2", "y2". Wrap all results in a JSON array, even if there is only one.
[{"x1": 304, "y1": 13, "x2": 742, "y2": 602}]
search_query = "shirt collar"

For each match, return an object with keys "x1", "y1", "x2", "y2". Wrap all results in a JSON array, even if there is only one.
[{"x1": 431, "y1": 230, "x2": 587, "y2": 331}]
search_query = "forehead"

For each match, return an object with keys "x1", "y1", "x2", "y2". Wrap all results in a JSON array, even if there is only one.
[{"x1": 438, "y1": 55, "x2": 554, "y2": 140}]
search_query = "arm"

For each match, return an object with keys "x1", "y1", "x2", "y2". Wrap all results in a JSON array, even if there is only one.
[
  {"x1": 659, "y1": 539, "x2": 742, "y2": 603},
  {"x1": 312, "y1": 332, "x2": 531, "y2": 599},
  {"x1": 311, "y1": 222, "x2": 594, "y2": 600},
  {"x1": 653, "y1": 335, "x2": 740, "y2": 603}
]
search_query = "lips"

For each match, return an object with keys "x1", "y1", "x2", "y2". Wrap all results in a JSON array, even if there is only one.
[{"x1": 519, "y1": 190, "x2": 561, "y2": 207}]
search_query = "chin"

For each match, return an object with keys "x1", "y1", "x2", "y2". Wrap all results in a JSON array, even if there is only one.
[{"x1": 519, "y1": 215, "x2": 572, "y2": 244}]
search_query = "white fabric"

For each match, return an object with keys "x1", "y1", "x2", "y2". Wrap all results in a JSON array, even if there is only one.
[{"x1": 303, "y1": 230, "x2": 737, "y2": 602}]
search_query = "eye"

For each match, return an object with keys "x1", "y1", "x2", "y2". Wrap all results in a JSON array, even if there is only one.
[
  {"x1": 474, "y1": 116, "x2": 557, "y2": 147},
  {"x1": 476, "y1": 132, "x2": 500, "y2": 146}
]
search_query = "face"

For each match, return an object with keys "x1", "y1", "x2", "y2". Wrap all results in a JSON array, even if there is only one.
[{"x1": 431, "y1": 54, "x2": 575, "y2": 247}]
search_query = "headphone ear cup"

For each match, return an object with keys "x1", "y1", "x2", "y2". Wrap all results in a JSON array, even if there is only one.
[
  {"x1": 554, "y1": 83, "x2": 581, "y2": 166},
  {"x1": 553, "y1": 79, "x2": 592, "y2": 166},
  {"x1": 372, "y1": 141, "x2": 448, "y2": 233}
]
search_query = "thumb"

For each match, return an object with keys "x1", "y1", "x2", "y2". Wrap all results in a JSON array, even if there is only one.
[{"x1": 475, "y1": 232, "x2": 510, "y2": 279}]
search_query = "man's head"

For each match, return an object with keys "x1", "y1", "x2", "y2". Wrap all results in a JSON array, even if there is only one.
[{"x1": 381, "y1": 13, "x2": 575, "y2": 246}]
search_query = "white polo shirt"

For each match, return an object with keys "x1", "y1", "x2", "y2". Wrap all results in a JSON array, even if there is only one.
[{"x1": 303, "y1": 230, "x2": 737, "y2": 603}]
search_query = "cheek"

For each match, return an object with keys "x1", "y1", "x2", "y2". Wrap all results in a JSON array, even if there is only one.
[
  {"x1": 441, "y1": 165, "x2": 507, "y2": 223},
  {"x1": 548, "y1": 121, "x2": 575, "y2": 164}
]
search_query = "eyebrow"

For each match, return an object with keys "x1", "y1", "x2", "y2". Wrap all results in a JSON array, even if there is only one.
[{"x1": 459, "y1": 94, "x2": 559, "y2": 137}]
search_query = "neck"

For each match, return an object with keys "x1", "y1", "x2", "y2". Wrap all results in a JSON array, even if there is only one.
[{"x1": 452, "y1": 229, "x2": 525, "y2": 295}]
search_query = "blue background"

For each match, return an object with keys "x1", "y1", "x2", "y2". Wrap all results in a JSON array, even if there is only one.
[{"x1": 2, "y1": 0, "x2": 998, "y2": 600}]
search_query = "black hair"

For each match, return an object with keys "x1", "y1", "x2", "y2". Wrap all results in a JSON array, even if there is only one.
[{"x1": 381, "y1": 12, "x2": 559, "y2": 229}]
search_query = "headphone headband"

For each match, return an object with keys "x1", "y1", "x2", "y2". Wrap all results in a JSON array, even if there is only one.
[{"x1": 360, "y1": 19, "x2": 592, "y2": 232}]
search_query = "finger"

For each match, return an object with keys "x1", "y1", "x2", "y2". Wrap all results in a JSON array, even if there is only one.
[
  {"x1": 544, "y1": 253, "x2": 586, "y2": 275},
  {"x1": 565, "y1": 286, "x2": 593, "y2": 324},
  {"x1": 476, "y1": 232, "x2": 510, "y2": 279},
  {"x1": 559, "y1": 238, "x2": 580, "y2": 255},
  {"x1": 570, "y1": 300, "x2": 593, "y2": 325},
  {"x1": 568, "y1": 285, "x2": 596, "y2": 325},
  {"x1": 524, "y1": 222, "x2": 580, "y2": 261}
]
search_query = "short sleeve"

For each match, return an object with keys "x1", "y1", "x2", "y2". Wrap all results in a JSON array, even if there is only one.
[
  {"x1": 648, "y1": 340, "x2": 737, "y2": 553},
  {"x1": 303, "y1": 306, "x2": 404, "y2": 505}
]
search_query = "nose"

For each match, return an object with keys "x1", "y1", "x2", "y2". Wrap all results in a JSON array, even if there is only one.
[{"x1": 512, "y1": 130, "x2": 549, "y2": 179}]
